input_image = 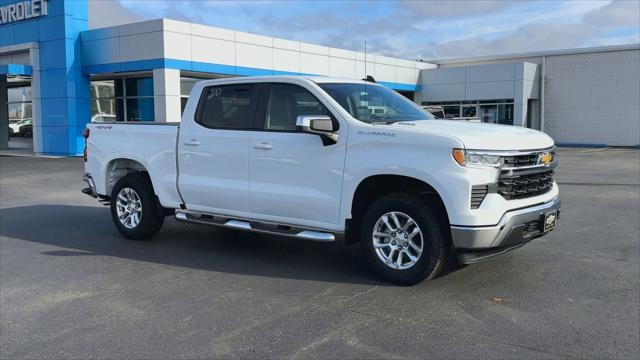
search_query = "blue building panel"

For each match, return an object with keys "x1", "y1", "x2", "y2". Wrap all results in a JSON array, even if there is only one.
[
  {"x1": 39, "y1": 97, "x2": 77, "y2": 126},
  {"x1": 0, "y1": 64, "x2": 33, "y2": 76},
  {"x1": 2, "y1": 0, "x2": 418, "y2": 155},
  {"x1": 13, "y1": 20, "x2": 40, "y2": 43},
  {"x1": 36, "y1": 15, "x2": 65, "y2": 41},
  {"x1": 0, "y1": 23, "x2": 15, "y2": 46},
  {"x1": 81, "y1": 58, "x2": 418, "y2": 91},
  {"x1": 0, "y1": 0, "x2": 91, "y2": 155}
]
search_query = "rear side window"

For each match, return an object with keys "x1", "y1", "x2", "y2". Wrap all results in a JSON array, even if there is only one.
[
  {"x1": 264, "y1": 84, "x2": 331, "y2": 131},
  {"x1": 196, "y1": 84, "x2": 256, "y2": 129}
]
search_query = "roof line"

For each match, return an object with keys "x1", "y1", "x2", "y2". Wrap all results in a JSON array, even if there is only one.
[{"x1": 427, "y1": 44, "x2": 640, "y2": 65}]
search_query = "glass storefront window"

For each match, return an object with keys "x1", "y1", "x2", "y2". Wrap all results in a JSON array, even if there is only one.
[
  {"x1": 6, "y1": 85, "x2": 33, "y2": 138},
  {"x1": 443, "y1": 105, "x2": 460, "y2": 119},
  {"x1": 125, "y1": 78, "x2": 154, "y2": 97},
  {"x1": 91, "y1": 77, "x2": 154, "y2": 122},
  {"x1": 480, "y1": 105, "x2": 498, "y2": 123},
  {"x1": 461, "y1": 105, "x2": 477, "y2": 117},
  {"x1": 181, "y1": 97, "x2": 188, "y2": 113},
  {"x1": 91, "y1": 80, "x2": 118, "y2": 122},
  {"x1": 424, "y1": 99, "x2": 515, "y2": 124},
  {"x1": 497, "y1": 104, "x2": 514, "y2": 125},
  {"x1": 7, "y1": 102, "x2": 32, "y2": 121},
  {"x1": 125, "y1": 98, "x2": 154, "y2": 121},
  {"x1": 180, "y1": 77, "x2": 200, "y2": 96},
  {"x1": 8, "y1": 87, "x2": 32, "y2": 103}
]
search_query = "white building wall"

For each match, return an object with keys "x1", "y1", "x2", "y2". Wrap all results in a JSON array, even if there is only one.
[
  {"x1": 153, "y1": 68, "x2": 181, "y2": 122},
  {"x1": 0, "y1": 50, "x2": 31, "y2": 65},
  {"x1": 420, "y1": 61, "x2": 540, "y2": 127},
  {"x1": 543, "y1": 49, "x2": 640, "y2": 146},
  {"x1": 81, "y1": 19, "x2": 435, "y2": 86}
]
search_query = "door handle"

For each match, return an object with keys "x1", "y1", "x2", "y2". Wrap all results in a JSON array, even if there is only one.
[
  {"x1": 183, "y1": 139, "x2": 200, "y2": 146},
  {"x1": 253, "y1": 142, "x2": 273, "y2": 150}
]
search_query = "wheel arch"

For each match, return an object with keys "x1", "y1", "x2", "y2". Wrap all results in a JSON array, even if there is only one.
[
  {"x1": 346, "y1": 174, "x2": 451, "y2": 244},
  {"x1": 104, "y1": 158, "x2": 151, "y2": 197}
]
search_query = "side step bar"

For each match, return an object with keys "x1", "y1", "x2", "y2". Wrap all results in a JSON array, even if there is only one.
[{"x1": 175, "y1": 211, "x2": 339, "y2": 243}]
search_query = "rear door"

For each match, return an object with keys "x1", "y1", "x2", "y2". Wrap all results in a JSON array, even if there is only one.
[
  {"x1": 248, "y1": 83, "x2": 347, "y2": 227},
  {"x1": 178, "y1": 83, "x2": 258, "y2": 214}
]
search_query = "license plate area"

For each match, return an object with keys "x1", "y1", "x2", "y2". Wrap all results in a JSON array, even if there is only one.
[{"x1": 543, "y1": 210, "x2": 558, "y2": 232}]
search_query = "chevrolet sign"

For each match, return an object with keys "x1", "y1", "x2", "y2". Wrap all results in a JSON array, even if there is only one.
[{"x1": 0, "y1": 0, "x2": 48, "y2": 25}]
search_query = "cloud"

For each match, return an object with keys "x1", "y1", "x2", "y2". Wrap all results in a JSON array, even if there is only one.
[
  {"x1": 429, "y1": 23, "x2": 602, "y2": 59},
  {"x1": 401, "y1": 0, "x2": 521, "y2": 18},
  {"x1": 583, "y1": 0, "x2": 640, "y2": 28},
  {"x1": 88, "y1": 0, "x2": 144, "y2": 28},
  {"x1": 88, "y1": 0, "x2": 639, "y2": 60},
  {"x1": 424, "y1": 0, "x2": 639, "y2": 59}
]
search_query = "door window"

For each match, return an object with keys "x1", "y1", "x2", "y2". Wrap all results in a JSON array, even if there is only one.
[
  {"x1": 264, "y1": 84, "x2": 330, "y2": 131},
  {"x1": 197, "y1": 84, "x2": 256, "y2": 129}
]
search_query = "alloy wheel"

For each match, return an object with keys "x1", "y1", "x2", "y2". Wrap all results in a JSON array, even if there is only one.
[
  {"x1": 116, "y1": 187, "x2": 142, "y2": 229},
  {"x1": 372, "y1": 211, "x2": 424, "y2": 270}
]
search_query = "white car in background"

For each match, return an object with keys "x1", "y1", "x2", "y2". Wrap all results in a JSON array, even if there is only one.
[
  {"x1": 91, "y1": 114, "x2": 117, "y2": 123},
  {"x1": 8, "y1": 118, "x2": 32, "y2": 136}
]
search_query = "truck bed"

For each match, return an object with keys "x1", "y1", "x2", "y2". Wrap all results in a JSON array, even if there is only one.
[{"x1": 85, "y1": 122, "x2": 182, "y2": 208}]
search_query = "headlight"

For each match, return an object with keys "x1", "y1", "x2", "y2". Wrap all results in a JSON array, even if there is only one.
[{"x1": 452, "y1": 149, "x2": 503, "y2": 167}]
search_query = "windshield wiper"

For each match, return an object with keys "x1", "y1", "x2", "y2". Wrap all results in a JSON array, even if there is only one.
[
  {"x1": 370, "y1": 120, "x2": 397, "y2": 125},
  {"x1": 370, "y1": 119, "x2": 417, "y2": 125}
]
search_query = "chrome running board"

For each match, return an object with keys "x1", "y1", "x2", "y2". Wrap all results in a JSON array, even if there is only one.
[{"x1": 175, "y1": 211, "x2": 339, "y2": 242}]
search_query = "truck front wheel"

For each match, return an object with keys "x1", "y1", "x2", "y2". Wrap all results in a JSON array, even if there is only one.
[
  {"x1": 360, "y1": 193, "x2": 448, "y2": 285},
  {"x1": 110, "y1": 173, "x2": 164, "y2": 240}
]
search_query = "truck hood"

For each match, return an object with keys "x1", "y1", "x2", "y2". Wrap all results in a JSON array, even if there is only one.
[{"x1": 397, "y1": 120, "x2": 555, "y2": 150}]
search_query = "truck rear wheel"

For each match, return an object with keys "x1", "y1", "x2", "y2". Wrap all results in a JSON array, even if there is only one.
[
  {"x1": 110, "y1": 173, "x2": 164, "y2": 240},
  {"x1": 360, "y1": 193, "x2": 448, "y2": 285}
]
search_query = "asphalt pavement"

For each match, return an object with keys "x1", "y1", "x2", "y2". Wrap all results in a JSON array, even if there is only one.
[{"x1": 0, "y1": 147, "x2": 638, "y2": 359}]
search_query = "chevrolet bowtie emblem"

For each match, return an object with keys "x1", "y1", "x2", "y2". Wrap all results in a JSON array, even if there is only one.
[{"x1": 538, "y1": 152, "x2": 553, "y2": 166}]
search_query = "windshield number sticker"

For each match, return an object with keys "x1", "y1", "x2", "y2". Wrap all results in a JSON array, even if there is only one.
[{"x1": 207, "y1": 87, "x2": 223, "y2": 99}]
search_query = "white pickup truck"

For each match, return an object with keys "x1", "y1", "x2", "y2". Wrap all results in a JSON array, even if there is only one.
[{"x1": 82, "y1": 76, "x2": 560, "y2": 284}]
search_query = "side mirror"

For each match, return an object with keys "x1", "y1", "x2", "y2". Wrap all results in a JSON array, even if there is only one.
[{"x1": 296, "y1": 115, "x2": 339, "y2": 145}]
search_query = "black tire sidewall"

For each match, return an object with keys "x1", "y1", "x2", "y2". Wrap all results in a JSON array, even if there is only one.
[
  {"x1": 360, "y1": 193, "x2": 447, "y2": 285},
  {"x1": 110, "y1": 173, "x2": 163, "y2": 240}
]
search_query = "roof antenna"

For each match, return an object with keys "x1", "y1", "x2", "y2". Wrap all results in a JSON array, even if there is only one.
[{"x1": 362, "y1": 41, "x2": 376, "y2": 83}]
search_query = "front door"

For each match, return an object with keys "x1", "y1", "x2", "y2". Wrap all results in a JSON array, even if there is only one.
[
  {"x1": 249, "y1": 83, "x2": 347, "y2": 228},
  {"x1": 178, "y1": 83, "x2": 258, "y2": 214}
]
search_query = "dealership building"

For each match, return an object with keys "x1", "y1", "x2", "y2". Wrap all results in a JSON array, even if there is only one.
[{"x1": 1, "y1": 0, "x2": 639, "y2": 156}]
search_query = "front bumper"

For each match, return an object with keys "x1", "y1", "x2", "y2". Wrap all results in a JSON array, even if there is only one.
[{"x1": 451, "y1": 196, "x2": 561, "y2": 263}]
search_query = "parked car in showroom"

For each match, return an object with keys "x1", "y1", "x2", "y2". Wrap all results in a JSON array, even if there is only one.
[
  {"x1": 9, "y1": 118, "x2": 32, "y2": 137},
  {"x1": 19, "y1": 124, "x2": 32, "y2": 138},
  {"x1": 91, "y1": 114, "x2": 117, "y2": 123},
  {"x1": 82, "y1": 76, "x2": 560, "y2": 285}
]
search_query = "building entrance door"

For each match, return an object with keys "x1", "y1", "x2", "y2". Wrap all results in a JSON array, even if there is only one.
[{"x1": 3, "y1": 76, "x2": 33, "y2": 153}]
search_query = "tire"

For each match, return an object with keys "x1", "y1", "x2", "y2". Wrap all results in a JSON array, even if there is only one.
[
  {"x1": 110, "y1": 173, "x2": 164, "y2": 240},
  {"x1": 360, "y1": 193, "x2": 449, "y2": 285}
]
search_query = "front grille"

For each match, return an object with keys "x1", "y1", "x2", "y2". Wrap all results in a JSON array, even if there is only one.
[
  {"x1": 498, "y1": 170, "x2": 555, "y2": 200},
  {"x1": 502, "y1": 153, "x2": 540, "y2": 167},
  {"x1": 470, "y1": 185, "x2": 488, "y2": 209}
]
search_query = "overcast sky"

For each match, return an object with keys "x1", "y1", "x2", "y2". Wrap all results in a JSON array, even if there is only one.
[{"x1": 88, "y1": 0, "x2": 640, "y2": 60}]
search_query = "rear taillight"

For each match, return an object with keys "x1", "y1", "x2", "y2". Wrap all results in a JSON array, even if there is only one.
[{"x1": 82, "y1": 128, "x2": 90, "y2": 162}]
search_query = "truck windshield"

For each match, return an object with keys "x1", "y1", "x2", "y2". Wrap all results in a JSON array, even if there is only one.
[{"x1": 318, "y1": 83, "x2": 433, "y2": 124}]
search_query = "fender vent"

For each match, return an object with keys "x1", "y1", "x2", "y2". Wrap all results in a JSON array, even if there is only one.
[{"x1": 471, "y1": 185, "x2": 488, "y2": 209}]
